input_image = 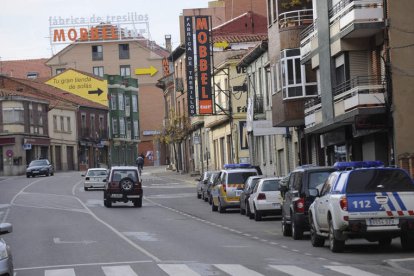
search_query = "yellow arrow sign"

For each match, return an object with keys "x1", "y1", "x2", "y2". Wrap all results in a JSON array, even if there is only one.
[
  {"x1": 45, "y1": 69, "x2": 108, "y2": 106},
  {"x1": 214, "y1": 41, "x2": 230, "y2": 49},
  {"x1": 135, "y1": 66, "x2": 158, "y2": 77}
]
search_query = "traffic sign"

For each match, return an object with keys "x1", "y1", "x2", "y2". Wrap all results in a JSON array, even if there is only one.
[
  {"x1": 6, "y1": 149, "x2": 13, "y2": 157},
  {"x1": 135, "y1": 66, "x2": 158, "y2": 77},
  {"x1": 46, "y1": 69, "x2": 108, "y2": 106}
]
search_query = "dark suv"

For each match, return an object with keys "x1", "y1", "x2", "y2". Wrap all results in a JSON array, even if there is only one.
[
  {"x1": 103, "y1": 166, "x2": 143, "y2": 208},
  {"x1": 280, "y1": 165, "x2": 336, "y2": 240}
]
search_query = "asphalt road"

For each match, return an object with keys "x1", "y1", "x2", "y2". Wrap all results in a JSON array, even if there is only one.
[{"x1": 0, "y1": 168, "x2": 413, "y2": 276}]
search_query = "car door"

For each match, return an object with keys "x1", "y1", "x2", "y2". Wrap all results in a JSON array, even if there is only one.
[
  {"x1": 283, "y1": 172, "x2": 298, "y2": 221},
  {"x1": 249, "y1": 181, "x2": 260, "y2": 213},
  {"x1": 314, "y1": 174, "x2": 336, "y2": 230}
]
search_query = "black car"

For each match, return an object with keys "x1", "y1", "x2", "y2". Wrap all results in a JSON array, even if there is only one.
[
  {"x1": 26, "y1": 159, "x2": 54, "y2": 178},
  {"x1": 280, "y1": 165, "x2": 336, "y2": 240}
]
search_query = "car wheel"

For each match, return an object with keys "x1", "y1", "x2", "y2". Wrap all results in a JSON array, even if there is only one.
[
  {"x1": 254, "y1": 205, "x2": 262, "y2": 221},
  {"x1": 240, "y1": 203, "x2": 245, "y2": 215},
  {"x1": 218, "y1": 199, "x2": 226, "y2": 213},
  {"x1": 51, "y1": 172, "x2": 54, "y2": 176},
  {"x1": 329, "y1": 219, "x2": 344, "y2": 253},
  {"x1": 46, "y1": 172, "x2": 50, "y2": 177},
  {"x1": 197, "y1": 191, "x2": 201, "y2": 199},
  {"x1": 134, "y1": 198, "x2": 142, "y2": 208},
  {"x1": 282, "y1": 216, "x2": 292, "y2": 237},
  {"x1": 26, "y1": 174, "x2": 30, "y2": 178},
  {"x1": 119, "y1": 177, "x2": 134, "y2": 192},
  {"x1": 292, "y1": 214, "x2": 303, "y2": 240},
  {"x1": 211, "y1": 198, "x2": 218, "y2": 212},
  {"x1": 310, "y1": 215, "x2": 325, "y2": 247},
  {"x1": 401, "y1": 232, "x2": 414, "y2": 251},
  {"x1": 84, "y1": 187, "x2": 89, "y2": 191},
  {"x1": 104, "y1": 199, "x2": 112, "y2": 208}
]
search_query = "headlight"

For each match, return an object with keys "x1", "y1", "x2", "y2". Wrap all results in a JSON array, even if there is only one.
[{"x1": 0, "y1": 244, "x2": 8, "y2": 260}]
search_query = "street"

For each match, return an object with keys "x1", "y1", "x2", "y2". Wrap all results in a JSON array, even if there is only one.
[{"x1": 0, "y1": 167, "x2": 413, "y2": 276}]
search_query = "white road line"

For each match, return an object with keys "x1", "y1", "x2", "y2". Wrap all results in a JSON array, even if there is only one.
[
  {"x1": 102, "y1": 265, "x2": 138, "y2": 276},
  {"x1": 45, "y1": 268, "x2": 76, "y2": 276},
  {"x1": 15, "y1": 260, "x2": 152, "y2": 271},
  {"x1": 214, "y1": 264, "x2": 265, "y2": 276},
  {"x1": 325, "y1": 266, "x2": 380, "y2": 276},
  {"x1": 269, "y1": 265, "x2": 323, "y2": 276},
  {"x1": 158, "y1": 264, "x2": 201, "y2": 276}
]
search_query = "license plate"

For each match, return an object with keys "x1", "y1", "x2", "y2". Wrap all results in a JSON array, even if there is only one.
[
  {"x1": 33, "y1": 171, "x2": 39, "y2": 173},
  {"x1": 111, "y1": 194, "x2": 123, "y2": 198},
  {"x1": 127, "y1": 195, "x2": 141, "y2": 198},
  {"x1": 366, "y1": 218, "x2": 399, "y2": 226},
  {"x1": 272, "y1": 203, "x2": 281, "y2": 208}
]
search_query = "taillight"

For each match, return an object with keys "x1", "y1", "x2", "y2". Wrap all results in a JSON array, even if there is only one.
[
  {"x1": 295, "y1": 198, "x2": 305, "y2": 213},
  {"x1": 85, "y1": 177, "x2": 90, "y2": 180},
  {"x1": 257, "y1": 193, "x2": 266, "y2": 200},
  {"x1": 340, "y1": 196, "x2": 348, "y2": 211}
]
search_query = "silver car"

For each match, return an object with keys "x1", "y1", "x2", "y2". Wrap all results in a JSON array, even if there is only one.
[
  {"x1": 0, "y1": 223, "x2": 13, "y2": 276},
  {"x1": 82, "y1": 168, "x2": 108, "y2": 191}
]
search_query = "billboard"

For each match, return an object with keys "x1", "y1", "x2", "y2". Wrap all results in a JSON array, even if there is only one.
[
  {"x1": 184, "y1": 16, "x2": 196, "y2": 116},
  {"x1": 195, "y1": 16, "x2": 213, "y2": 115}
]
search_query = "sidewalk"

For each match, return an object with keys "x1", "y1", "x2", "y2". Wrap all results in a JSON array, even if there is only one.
[{"x1": 141, "y1": 165, "x2": 199, "y2": 185}]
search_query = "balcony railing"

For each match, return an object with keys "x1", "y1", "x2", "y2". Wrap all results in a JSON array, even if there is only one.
[
  {"x1": 333, "y1": 75, "x2": 386, "y2": 98},
  {"x1": 279, "y1": 9, "x2": 313, "y2": 29},
  {"x1": 329, "y1": 0, "x2": 384, "y2": 26}
]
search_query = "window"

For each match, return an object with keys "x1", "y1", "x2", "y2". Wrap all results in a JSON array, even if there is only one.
[
  {"x1": 56, "y1": 68, "x2": 65, "y2": 75},
  {"x1": 60, "y1": 116, "x2": 64, "y2": 131},
  {"x1": 134, "y1": 120, "x2": 139, "y2": 138},
  {"x1": 118, "y1": 94, "x2": 125, "y2": 110},
  {"x1": 119, "y1": 117, "x2": 125, "y2": 135},
  {"x1": 81, "y1": 113, "x2": 87, "y2": 129},
  {"x1": 132, "y1": 95, "x2": 138, "y2": 112},
  {"x1": 27, "y1": 72, "x2": 38, "y2": 79},
  {"x1": 92, "y1": 45, "x2": 103, "y2": 60},
  {"x1": 53, "y1": 115, "x2": 57, "y2": 130},
  {"x1": 67, "y1": 117, "x2": 71, "y2": 132},
  {"x1": 93, "y1": 66, "x2": 104, "y2": 77},
  {"x1": 119, "y1": 44, "x2": 130, "y2": 59},
  {"x1": 90, "y1": 114, "x2": 95, "y2": 137},
  {"x1": 120, "y1": 65, "x2": 131, "y2": 77},
  {"x1": 280, "y1": 49, "x2": 317, "y2": 99},
  {"x1": 111, "y1": 94, "x2": 117, "y2": 110},
  {"x1": 99, "y1": 115, "x2": 104, "y2": 131},
  {"x1": 3, "y1": 107, "x2": 24, "y2": 124},
  {"x1": 112, "y1": 118, "x2": 118, "y2": 134}
]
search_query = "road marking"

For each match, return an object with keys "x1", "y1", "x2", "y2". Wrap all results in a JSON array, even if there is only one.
[
  {"x1": 158, "y1": 264, "x2": 200, "y2": 276},
  {"x1": 215, "y1": 264, "x2": 264, "y2": 276},
  {"x1": 325, "y1": 266, "x2": 380, "y2": 276},
  {"x1": 123, "y1": 232, "x2": 158, "y2": 242},
  {"x1": 15, "y1": 260, "x2": 153, "y2": 271},
  {"x1": 45, "y1": 268, "x2": 76, "y2": 276},
  {"x1": 53, "y1": 237, "x2": 96, "y2": 245},
  {"x1": 102, "y1": 265, "x2": 138, "y2": 276},
  {"x1": 269, "y1": 265, "x2": 323, "y2": 276}
]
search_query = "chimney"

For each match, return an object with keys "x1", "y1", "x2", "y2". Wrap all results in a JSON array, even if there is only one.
[{"x1": 165, "y1": 35, "x2": 172, "y2": 53}]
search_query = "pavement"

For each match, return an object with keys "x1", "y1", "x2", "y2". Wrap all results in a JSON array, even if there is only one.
[{"x1": 141, "y1": 165, "x2": 199, "y2": 185}]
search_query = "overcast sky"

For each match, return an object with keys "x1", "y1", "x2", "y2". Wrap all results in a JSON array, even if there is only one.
[{"x1": 0, "y1": 0, "x2": 211, "y2": 61}]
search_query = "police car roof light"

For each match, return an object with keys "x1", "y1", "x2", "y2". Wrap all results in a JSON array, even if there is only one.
[
  {"x1": 334, "y1": 161, "x2": 384, "y2": 170},
  {"x1": 223, "y1": 163, "x2": 252, "y2": 169}
]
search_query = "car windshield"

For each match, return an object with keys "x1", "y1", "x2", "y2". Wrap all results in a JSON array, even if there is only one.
[
  {"x1": 346, "y1": 169, "x2": 414, "y2": 193},
  {"x1": 228, "y1": 172, "x2": 257, "y2": 184},
  {"x1": 87, "y1": 170, "x2": 107, "y2": 176},
  {"x1": 29, "y1": 160, "x2": 47, "y2": 166},
  {"x1": 261, "y1": 179, "x2": 280, "y2": 191},
  {"x1": 308, "y1": 171, "x2": 332, "y2": 189}
]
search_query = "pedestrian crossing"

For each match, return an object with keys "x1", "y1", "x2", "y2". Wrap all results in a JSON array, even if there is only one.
[{"x1": 15, "y1": 263, "x2": 396, "y2": 276}]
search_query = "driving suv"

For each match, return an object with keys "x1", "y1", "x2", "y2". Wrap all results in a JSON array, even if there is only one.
[
  {"x1": 103, "y1": 166, "x2": 143, "y2": 208},
  {"x1": 280, "y1": 165, "x2": 336, "y2": 239},
  {"x1": 309, "y1": 161, "x2": 414, "y2": 252}
]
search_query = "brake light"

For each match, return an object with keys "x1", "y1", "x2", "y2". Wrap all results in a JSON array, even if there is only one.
[
  {"x1": 295, "y1": 198, "x2": 305, "y2": 213},
  {"x1": 257, "y1": 193, "x2": 266, "y2": 200},
  {"x1": 340, "y1": 196, "x2": 348, "y2": 211}
]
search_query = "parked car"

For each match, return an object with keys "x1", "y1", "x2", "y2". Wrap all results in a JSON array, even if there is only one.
[
  {"x1": 280, "y1": 165, "x2": 336, "y2": 239},
  {"x1": 248, "y1": 177, "x2": 283, "y2": 221},
  {"x1": 211, "y1": 164, "x2": 259, "y2": 213},
  {"x1": 203, "y1": 171, "x2": 220, "y2": 203},
  {"x1": 239, "y1": 175, "x2": 263, "y2": 215},
  {"x1": 82, "y1": 168, "x2": 108, "y2": 191},
  {"x1": 196, "y1": 171, "x2": 215, "y2": 200},
  {"x1": 0, "y1": 223, "x2": 13, "y2": 276},
  {"x1": 26, "y1": 159, "x2": 54, "y2": 178},
  {"x1": 309, "y1": 161, "x2": 414, "y2": 252},
  {"x1": 103, "y1": 166, "x2": 143, "y2": 208}
]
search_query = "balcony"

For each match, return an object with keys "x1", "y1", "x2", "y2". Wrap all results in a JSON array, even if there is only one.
[
  {"x1": 300, "y1": 21, "x2": 317, "y2": 61},
  {"x1": 329, "y1": 0, "x2": 384, "y2": 39},
  {"x1": 304, "y1": 75, "x2": 386, "y2": 129},
  {"x1": 279, "y1": 9, "x2": 313, "y2": 29},
  {"x1": 272, "y1": 92, "x2": 306, "y2": 127}
]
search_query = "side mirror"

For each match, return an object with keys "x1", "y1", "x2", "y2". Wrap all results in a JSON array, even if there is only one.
[
  {"x1": 0, "y1": 223, "x2": 12, "y2": 235},
  {"x1": 309, "y1": 188, "x2": 319, "y2": 197}
]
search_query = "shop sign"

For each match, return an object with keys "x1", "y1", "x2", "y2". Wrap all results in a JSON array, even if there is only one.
[{"x1": 23, "y1": 144, "x2": 32, "y2": 150}]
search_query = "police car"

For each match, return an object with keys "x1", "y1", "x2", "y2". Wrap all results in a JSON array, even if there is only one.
[
  {"x1": 211, "y1": 164, "x2": 259, "y2": 213},
  {"x1": 308, "y1": 161, "x2": 414, "y2": 252}
]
